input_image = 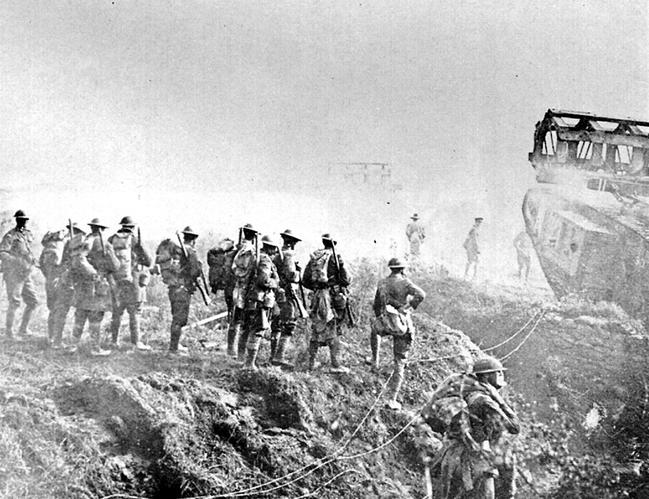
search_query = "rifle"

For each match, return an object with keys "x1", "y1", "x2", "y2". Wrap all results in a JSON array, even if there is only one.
[
  {"x1": 176, "y1": 231, "x2": 211, "y2": 306},
  {"x1": 97, "y1": 229, "x2": 116, "y2": 298},
  {"x1": 289, "y1": 257, "x2": 309, "y2": 319},
  {"x1": 330, "y1": 243, "x2": 355, "y2": 327},
  {"x1": 68, "y1": 218, "x2": 73, "y2": 240}
]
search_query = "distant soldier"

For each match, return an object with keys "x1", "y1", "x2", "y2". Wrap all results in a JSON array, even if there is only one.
[
  {"x1": 207, "y1": 237, "x2": 237, "y2": 324},
  {"x1": 108, "y1": 216, "x2": 153, "y2": 351},
  {"x1": 371, "y1": 257, "x2": 426, "y2": 410},
  {"x1": 0, "y1": 210, "x2": 38, "y2": 340},
  {"x1": 303, "y1": 233, "x2": 351, "y2": 373},
  {"x1": 513, "y1": 230, "x2": 532, "y2": 283},
  {"x1": 154, "y1": 227, "x2": 202, "y2": 355},
  {"x1": 242, "y1": 235, "x2": 279, "y2": 370},
  {"x1": 39, "y1": 227, "x2": 68, "y2": 342},
  {"x1": 421, "y1": 356, "x2": 520, "y2": 499},
  {"x1": 463, "y1": 217, "x2": 483, "y2": 279},
  {"x1": 230, "y1": 223, "x2": 260, "y2": 360},
  {"x1": 270, "y1": 229, "x2": 307, "y2": 367},
  {"x1": 70, "y1": 218, "x2": 120, "y2": 356},
  {"x1": 406, "y1": 213, "x2": 426, "y2": 258},
  {"x1": 49, "y1": 222, "x2": 87, "y2": 349}
]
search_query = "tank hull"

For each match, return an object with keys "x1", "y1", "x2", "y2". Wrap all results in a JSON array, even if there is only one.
[{"x1": 523, "y1": 184, "x2": 649, "y2": 318}]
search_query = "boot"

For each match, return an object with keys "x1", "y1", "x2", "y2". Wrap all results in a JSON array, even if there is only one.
[
  {"x1": 89, "y1": 321, "x2": 111, "y2": 357},
  {"x1": 271, "y1": 336, "x2": 291, "y2": 367},
  {"x1": 243, "y1": 336, "x2": 260, "y2": 370},
  {"x1": 270, "y1": 335, "x2": 278, "y2": 362},
  {"x1": 5, "y1": 307, "x2": 16, "y2": 339},
  {"x1": 329, "y1": 336, "x2": 349, "y2": 374},
  {"x1": 385, "y1": 360, "x2": 406, "y2": 410},
  {"x1": 110, "y1": 314, "x2": 121, "y2": 345},
  {"x1": 370, "y1": 329, "x2": 381, "y2": 371},
  {"x1": 18, "y1": 305, "x2": 35, "y2": 337},
  {"x1": 307, "y1": 341, "x2": 319, "y2": 371},
  {"x1": 227, "y1": 323, "x2": 240, "y2": 358},
  {"x1": 129, "y1": 312, "x2": 140, "y2": 346}
]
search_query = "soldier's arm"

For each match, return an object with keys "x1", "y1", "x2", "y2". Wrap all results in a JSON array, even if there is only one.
[
  {"x1": 285, "y1": 255, "x2": 300, "y2": 283},
  {"x1": 407, "y1": 280, "x2": 426, "y2": 309},
  {"x1": 0, "y1": 233, "x2": 16, "y2": 263},
  {"x1": 373, "y1": 286, "x2": 383, "y2": 317},
  {"x1": 104, "y1": 243, "x2": 121, "y2": 273}
]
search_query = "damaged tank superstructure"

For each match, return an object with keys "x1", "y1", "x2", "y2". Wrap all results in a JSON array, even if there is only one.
[{"x1": 523, "y1": 109, "x2": 649, "y2": 319}]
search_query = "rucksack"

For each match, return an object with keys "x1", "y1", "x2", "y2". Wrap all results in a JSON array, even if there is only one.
[
  {"x1": 207, "y1": 247, "x2": 235, "y2": 291},
  {"x1": 420, "y1": 374, "x2": 469, "y2": 435},
  {"x1": 232, "y1": 244, "x2": 255, "y2": 281},
  {"x1": 309, "y1": 249, "x2": 331, "y2": 287},
  {"x1": 111, "y1": 232, "x2": 133, "y2": 282},
  {"x1": 39, "y1": 230, "x2": 66, "y2": 275},
  {"x1": 155, "y1": 238, "x2": 180, "y2": 286}
]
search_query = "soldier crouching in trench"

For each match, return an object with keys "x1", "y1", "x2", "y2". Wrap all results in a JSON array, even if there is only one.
[{"x1": 420, "y1": 356, "x2": 520, "y2": 499}]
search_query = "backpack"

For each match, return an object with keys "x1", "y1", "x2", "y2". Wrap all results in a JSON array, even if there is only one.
[
  {"x1": 309, "y1": 249, "x2": 331, "y2": 287},
  {"x1": 421, "y1": 374, "x2": 469, "y2": 435},
  {"x1": 207, "y1": 246, "x2": 235, "y2": 291},
  {"x1": 111, "y1": 232, "x2": 134, "y2": 282},
  {"x1": 232, "y1": 244, "x2": 255, "y2": 281},
  {"x1": 39, "y1": 230, "x2": 66, "y2": 275},
  {"x1": 155, "y1": 238, "x2": 180, "y2": 286}
]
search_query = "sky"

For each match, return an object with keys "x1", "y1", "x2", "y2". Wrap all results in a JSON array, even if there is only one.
[{"x1": 0, "y1": 0, "x2": 647, "y2": 275}]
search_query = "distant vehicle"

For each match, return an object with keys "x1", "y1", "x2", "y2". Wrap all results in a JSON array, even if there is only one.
[{"x1": 523, "y1": 109, "x2": 649, "y2": 319}]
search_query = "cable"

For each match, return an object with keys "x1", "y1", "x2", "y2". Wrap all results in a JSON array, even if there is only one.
[
  {"x1": 499, "y1": 309, "x2": 546, "y2": 362},
  {"x1": 482, "y1": 309, "x2": 541, "y2": 352}
]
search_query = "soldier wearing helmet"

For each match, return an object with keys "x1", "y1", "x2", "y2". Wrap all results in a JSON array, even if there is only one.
[
  {"x1": 302, "y1": 233, "x2": 351, "y2": 373},
  {"x1": 269, "y1": 228, "x2": 306, "y2": 368},
  {"x1": 69, "y1": 218, "x2": 120, "y2": 356},
  {"x1": 240, "y1": 234, "x2": 279, "y2": 370},
  {"x1": 230, "y1": 223, "x2": 260, "y2": 360},
  {"x1": 108, "y1": 216, "x2": 153, "y2": 351},
  {"x1": 421, "y1": 355, "x2": 520, "y2": 499},
  {"x1": 0, "y1": 210, "x2": 39, "y2": 340},
  {"x1": 370, "y1": 257, "x2": 425, "y2": 410}
]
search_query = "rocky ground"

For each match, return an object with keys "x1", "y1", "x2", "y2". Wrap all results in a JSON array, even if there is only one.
[{"x1": 0, "y1": 261, "x2": 647, "y2": 498}]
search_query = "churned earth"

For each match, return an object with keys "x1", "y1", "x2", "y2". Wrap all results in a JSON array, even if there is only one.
[{"x1": 0, "y1": 261, "x2": 647, "y2": 498}]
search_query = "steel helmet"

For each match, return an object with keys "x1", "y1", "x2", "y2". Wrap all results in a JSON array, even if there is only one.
[
  {"x1": 88, "y1": 217, "x2": 108, "y2": 229},
  {"x1": 119, "y1": 215, "x2": 136, "y2": 227},
  {"x1": 261, "y1": 235, "x2": 278, "y2": 248},
  {"x1": 388, "y1": 257, "x2": 406, "y2": 269},
  {"x1": 241, "y1": 223, "x2": 259, "y2": 234},
  {"x1": 472, "y1": 356, "x2": 507, "y2": 375},
  {"x1": 181, "y1": 226, "x2": 199, "y2": 238},
  {"x1": 280, "y1": 228, "x2": 301, "y2": 242},
  {"x1": 14, "y1": 210, "x2": 29, "y2": 219}
]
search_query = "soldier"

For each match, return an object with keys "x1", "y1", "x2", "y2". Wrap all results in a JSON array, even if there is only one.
[
  {"x1": 207, "y1": 237, "x2": 237, "y2": 325},
  {"x1": 70, "y1": 218, "x2": 120, "y2": 356},
  {"x1": 406, "y1": 213, "x2": 426, "y2": 259},
  {"x1": 49, "y1": 222, "x2": 87, "y2": 349},
  {"x1": 513, "y1": 230, "x2": 531, "y2": 283},
  {"x1": 463, "y1": 217, "x2": 483, "y2": 280},
  {"x1": 270, "y1": 229, "x2": 306, "y2": 367},
  {"x1": 371, "y1": 257, "x2": 426, "y2": 410},
  {"x1": 0, "y1": 210, "x2": 38, "y2": 340},
  {"x1": 108, "y1": 216, "x2": 153, "y2": 351},
  {"x1": 242, "y1": 235, "x2": 279, "y2": 370},
  {"x1": 39, "y1": 227, "x2": 68, "y2": 342},
  {"x1": 230, "y1": 223, "x2": 259, "y2": 360},
  {"x1": 421, "y1": 356, "x2": 520, "y2": 499},
  {"x1": 302, "y1": 233, "x2": 351, "y2": 373},
  {"x1": 154, "y1": 227, "x2": 202, "y2": 355}
]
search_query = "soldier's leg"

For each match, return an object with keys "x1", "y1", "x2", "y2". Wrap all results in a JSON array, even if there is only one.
[
  {"x1": 169, "y1": 287, "x2": 190, "y2": 352},
  {"x1": 72, "y1": 308, "x2": 89, "y2": 341},
  {"x1": 88, "y1": 311, "x2": 109, "y2": 355},
  {"x1": 370, "y1": 327, "x2": 381, "y2": 370},
  {"x1": 18, "y1": 275, "x2": 38, "y2": 335},
  {"x1": 237, "y1": 309, "x2": 253, "y2": 362},
  {"x1": 51, "y1": 288, "x2": 74, "y2": 346},
  {"x1": 4, "y1": 276, "x2": 21, "y2": 338},
  {"x1": 227, "y1": 307, "x2": 243, "y2": 358},
  {"x1": 328, "y1": 324, "x2": 349, "y2": 372},
  {"x1": 385, "y1": 333, "x2": 412, "y2": 409},
  {"x1": 110, "y1": 299, "x2": 126, "y2": 344},
  {"x1": 46, "y1": 279, "x2": 56, "y2": 340},
  {"x1": 272, "y1": 319, "x2": 296, "y2": 366},
  {"x1": 127, "y1": 302, "x2": 143, "y2": 345},
  {"x1": 244, "y1": 310, "x2": 264, "y2": 370},
  {"x1": 269, "y1": 314, "x2": 281, "y2": 361},
  {"x1": 307, "y1": 340, "x2": 319, "y2": 371}
]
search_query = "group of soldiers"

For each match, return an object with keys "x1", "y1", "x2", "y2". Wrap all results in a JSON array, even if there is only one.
[{"x1": 0, "y1": 209, "x2": 521, "y2": 498}]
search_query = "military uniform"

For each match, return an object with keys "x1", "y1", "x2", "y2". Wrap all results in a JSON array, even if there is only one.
[
  {"x1": 70, "y1": 223, "x2": 120, "y2": 353},
  {"x1": 463, "y1": 218, "x2": 483, "y2": 279},
  {"x1": 270, "y1": 229, "x2": 306, "y2": 366},
  {"x1": 303, "y1": 235, "x2": 351, "y2": 371},
  {"x1": 242, "y1": 239, "x2": 279, "y2": 369},
  {"x1": 39, "y1": 229, "x2": 68, "y2": 341},
  {"x1": 49, "y1": 230, "x2": 85, "y2": 347},
  {"x1": 406, "y1": 214, "x2": 426, "y2": 258},
  {"x1": 513, "y1": 231, "x2": 531, "y2": 282},
  {"x1": 231, "y1": 228, "x2": 259, "y2": 360},
  {"x1": 422, "y1": 364, "x2": 520, "y2": 499},
  {"x1": 157, "y1": 228, "x2": 202, "y2": 353},
  {"x1": 372, "y1": 259, "x2": 425, "y2": 409},
  {"x1": 0, "y1": 212, "x2": 38, "y2": 338},
  {"x1": 108, "y1": 223, "x2": 152, "y2": 348}
]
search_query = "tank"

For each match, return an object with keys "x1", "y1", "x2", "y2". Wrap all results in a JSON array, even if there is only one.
[{"x1": 523, "y1": 109, "x2": 649, "y2": 319}]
